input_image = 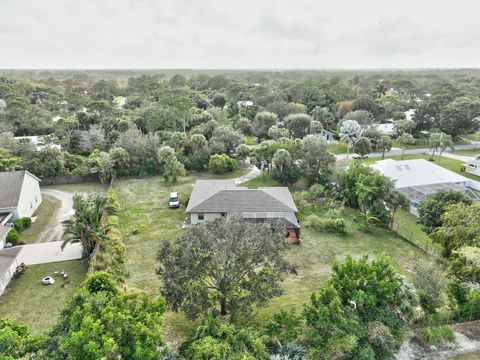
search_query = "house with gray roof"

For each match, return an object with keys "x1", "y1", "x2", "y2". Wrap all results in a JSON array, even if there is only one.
[
  {"x1": 0, "y1": 170, "x2": 42, "y2": 222},
  {"x1": 186, "y1": 180, "x2": 300, "y2": 241}
]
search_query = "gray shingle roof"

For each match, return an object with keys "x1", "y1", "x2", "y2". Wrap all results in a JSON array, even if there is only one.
[
  {"x1": 186, "y1": 180, "x2": 297, "y2": 213},
  {"x1": 0, "y1": 171, "x2": 26, "y2": 209}
]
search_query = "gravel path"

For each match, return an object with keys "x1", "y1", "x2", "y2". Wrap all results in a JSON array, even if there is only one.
[{"x1": 36, "y1": 189, "x2": 74, "y2": 243}]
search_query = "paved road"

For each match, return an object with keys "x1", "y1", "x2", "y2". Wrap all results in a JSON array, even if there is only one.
[
  {"x1": 336, "y1": 142, "x2": 480, "y2": 161},
  {"x1": 36, "y1": 189, "x2": 74, "y2": 243},
  {"x1": 18, "y1": 241, "x2": 82, "y2": 265}
]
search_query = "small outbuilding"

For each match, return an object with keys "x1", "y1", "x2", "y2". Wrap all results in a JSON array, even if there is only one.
[
  {"x1": 0, "y1": 170, "x2": 42, "y2": 221},
  {"x1": 466, "y1": 159, "x2": 480, "y2": 177}
]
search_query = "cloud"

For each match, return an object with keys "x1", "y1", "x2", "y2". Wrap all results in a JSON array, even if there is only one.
[{"x1": 0, "y1": 0, "x2": 479, "y2": 68}]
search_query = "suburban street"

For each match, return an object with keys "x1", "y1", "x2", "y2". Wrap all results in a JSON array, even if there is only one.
[{"x1": 335, "y1": 142, "x2": 480, "y2": 161}]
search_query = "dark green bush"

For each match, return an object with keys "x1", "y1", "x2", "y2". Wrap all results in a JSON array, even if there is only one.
[
  {"x1": 13, "y1": 217, "x2": 31, "y2": 232},
  {"x1": 208, "y1": 154, "x2": 237, "y2": 174},
  {"x1": 6, "y1": 228, "x2": 19, "y2": 245},
  {"x1": 423, "y1": 326, "x2": 455, "y2": 345},
  {"x1": 304, "y1": 214, "x2": 346, "y2": 233}
]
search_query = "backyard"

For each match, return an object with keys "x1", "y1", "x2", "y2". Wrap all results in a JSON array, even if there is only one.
[
  {"x1": 0, "y1": 260, "x2": 88, "y2": 334},
  {"x1": 112, "y1": 171, "x2": 432, "y2": 340},
  {"x1": 19, "y1": 195, "x2": 61, "y2": 244}
]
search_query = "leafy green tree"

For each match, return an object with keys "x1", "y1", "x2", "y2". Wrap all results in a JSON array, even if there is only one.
[
  {"x1": 377, "y1": 135, "x2": 393, "y2": 159},
  {"x1": 157, "y1": 216, "x2": 296, "y2": 319},
  {"x1": 253, "y1": 111, "x2": 278, "y2": 139},
  {"x1": 394, "y1": 119, "x2": 415, "y2": 135},
  {"x1": 300, "y1": 135, "x2": 336, "y2": 186},
  {"x1": 418, "y1": 190, "x2": 473, "y2": 234},
  {"x1": 397, "y1": 133, "x2": 415, "y2": 160},
  {"x1": 268, "y1": 125, "x2": 290, "y2": 140},
  {"x1": 284, "y1": 114, "x2": 312, "y2": 138},
  {"x1": 310, "y1": 106, "x2": 334, "y2": 129},
  {"x1": 234, "y1": 117, "x2": 253, "y2": 135},
  {"x1": 353, "y1": 137, "x2": 372, "y2": 157},
  {"x1": 179, "y1": 315, "x2": 269, "y2": 360},
  {"x1": 157, "y1": 145, "x2": 185, "y2": 182},
  {"x1": 440, "y1": 97, "x2": 480, "y2": 137},
  {"x1": 412, "y1": 259, "x2": 447, "y2": 314},
  {"x1": 210, "y1": 126, "x2": 244, "y2": 154},
  {"x1": 272, "y1": 149, "x2": 301, "y2": 186},
  {"x1": 208, "y1": 154, "x2": 237, "y2": 174},
  {"x1": 235, "y1": 143, "x2": 250, "y2": 164},
  {"x1": 431, "y1": 202, "x2": 480, "y2": 258},
  {"x1": 386, "y1": 190, "x2": 410, "y2": 229},
  {"x1": 0, "y1": 148, "x2": 20, "y2": 171},
  {"x1": 62, "y1": 193, "x2": 117, "y2": 260},
  {"x1": 429, "y1": 131, "x2": 454, "y2": 159},
  {"x1": 0, "y1": 318, "x2": 43, "y2": 359},
  {"x1": 344, "y1": 110, "x2": 375, "y2": 126},
  {"x1": 44, "y1": 272, "x2": 167, "y2": 360},
  {"x1": 339, "y1": 120, "x2": 362, "y2": 160}
]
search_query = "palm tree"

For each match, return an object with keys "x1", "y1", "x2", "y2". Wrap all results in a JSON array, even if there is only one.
[
  {"x1": 398, "y1": 133, "x2": 415, "y2": 160},
  {"x1": 377, "y1": 135, "x2": 393, "y2": 160},
  {"x1": 386, "y1": 191, "x2": 410, "y2": 229},
  {"x1": 438, "y1": 133, "x2": 454, "y2": 158},
  {"x1": 375, "y1": 83, "x2": 387, "y2": 98},
  {"x1": 62, "y1": 193, "x2": 117, "y2": 260}
]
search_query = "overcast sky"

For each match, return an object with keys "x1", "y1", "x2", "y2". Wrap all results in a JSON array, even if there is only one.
[{"x1": 1, "y1": 0, "x2": 479, "y2": 69}]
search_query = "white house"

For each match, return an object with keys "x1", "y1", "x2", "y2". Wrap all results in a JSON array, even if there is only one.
[
  {"x1": 237, "y1": 100, "x2": 254, "y2": 108},
  {"x1": 0, "y1": 170, "x2": 42, "y2": 221},
  {"x1": 14, "y1": 136, "x2": 61, "y2": 151},
  {"x1": 0, "y1": 226, "x2": 11, "y2": 249},
  {"x1": 371, "y1": 159, "x2": 480, "y2": 215},
  {"x1": 0, "y1": 247, "x2": 22, "y2": 296},
  {"x1": 376, "y1": 123, "x2": 395, "y2": 135}
]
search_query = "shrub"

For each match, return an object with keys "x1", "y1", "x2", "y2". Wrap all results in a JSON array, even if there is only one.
[
  {"x1": 459, "y1": 291, "x2": 480, "y2": 321},
  {"x1": 208, "y1": 154, "x2": 237, "y2": 174},
  {"x1": 6, "y1": 228, "x2": 19, "y2": 245},
  {"x1": 84, "y1": 271, "x2": 118, "y2": 295},
  {"x1": 20, "y1": 217, "x2": 31, "y2": 229},
  {"x1": 447, "y1": 280, "x2": 470, "y2": 309},
  {"x1": 13, "y1": 220, "x2": 23, "y2": 232},
  {"x1": 304, "y1": 214, "x2": 346, "y2": 233},
  {"x1": 423, "y1": 326, "x2": 455, "y2": 345}
]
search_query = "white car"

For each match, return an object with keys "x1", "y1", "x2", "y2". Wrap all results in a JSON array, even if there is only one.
[{"x1": 169, "y1": 192, "x2": 180, "y2": 208}]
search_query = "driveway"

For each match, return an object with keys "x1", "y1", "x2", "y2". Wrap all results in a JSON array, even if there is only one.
[
  {"x1": 234, "y1": 165, "x2": 261, "y2": 185},
  {"x1": 17, "y1": 241, "x2": 82, "y2": 265},
  {"x1": 36, "y1": 189, "x2": 75, "y2": 243}
]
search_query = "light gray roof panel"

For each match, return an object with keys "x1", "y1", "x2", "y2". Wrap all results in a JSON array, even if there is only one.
[{"x1": 0, "y1": 171, "x2": 26, "y2": 209}]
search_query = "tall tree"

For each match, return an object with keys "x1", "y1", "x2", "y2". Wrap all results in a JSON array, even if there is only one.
[
  {"x1": 377, "y1": 135, "x2": 393, "y2": 159},
  {"x1": 339, "y1": 120, "x2": 362, "y2": 160},
  {"x1": 62, "y1": 193, "x2": 117, "y2": 259},
  {"x1": 157, "y1": 216, "x2": 296, "y2": 319},
  {"x1": 300, "y1": 135, "x2": 336, "y2": 186},
  {"x1": 253, "y1": 111, "x2": 278, "y2": 140}
]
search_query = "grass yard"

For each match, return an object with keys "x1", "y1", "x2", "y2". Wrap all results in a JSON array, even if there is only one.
[
  {"x1": 0, "y1": 260, "x2": 88, "y2": 334},
  {"x1": 112, "y1": 171, "x2": 431, "y2": 341},
  {"x1": 43, "y1": 182, "x2": 108, "y2": 194},
  {"x1": 20, "y1": 195, "x2": 61, "y2": 244},
  {"x1": 451, "y1": 148, "x2": 480, "y2": 157}
]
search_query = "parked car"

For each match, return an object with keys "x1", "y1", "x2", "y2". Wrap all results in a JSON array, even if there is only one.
[
  {"x1": 352, "y1": 154, "x2": 369, "y2": 159},
  {"x1": 169, "y1": 192, "x2": 180, "y2": 208}
]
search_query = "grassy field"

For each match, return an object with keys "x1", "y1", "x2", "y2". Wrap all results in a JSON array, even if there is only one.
[
  {"x1": 394, "y1": 209, "x2": 441, "y2": 253},
  {"x1": 0, "y1": 260, "x2": 88, "y2": 334},
  {"x1": 19, "y1": 195, "x2": 61, "y2": 244},
  {"x1": 448, "y1": 352, "x2": 480, "y2": 359},
  {"x1": 43, "y1": 182, "x2": 108, "y2": 194},
  {"x1": 328, "y1": 142, "x2": 348, "y2": 154},
  {"x1": 451, "y1": 149, "x2": 480, "y2": 157},
  {"x1": 111, "y1": 171, "x2": 432, "y2": 340}
]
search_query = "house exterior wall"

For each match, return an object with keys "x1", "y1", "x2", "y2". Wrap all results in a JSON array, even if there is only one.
[
  {"x1": 0, "y1": 257, "x2": 19, "y2": 296},
  {"x1": 15, "y1": 174, "x2": 42, "y2": 220},
  {"x1": 190, "y1": 212, "x2": 223, "y2": 225},
  {"x1": 466, "y1": 164, "x2": 480, "y2": 176}
]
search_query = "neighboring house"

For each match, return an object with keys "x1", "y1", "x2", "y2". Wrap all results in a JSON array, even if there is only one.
[
  {"x1": 466, "y1": 159, "x2": 480, "y2": 177},
  {"x1": 320, "y1": 129, "x2": 335, "y2": 143},
  {"x1": 0, "y1": 247, "x2": 22, "y2": 295},
  {"x1": 376, "y1": 123, "x2": 395, "y2": 135},
  {"x1": 371, "y1": 159, "x2": 480, "y2": 215},
  {"x1": 15, "y1": 135, "x2": 61, "y2": 151},
  {"x1": 0, "y1": 226, "x2": 11, "y2": 249},
  {"x1": 0, "y1": 170, "x2": 42, "y2": 221},
  {"x1": 186, "y1": 180, "x2": 300, "y2": 242},
  {"x1": 405, "y1": 109, "x2": 416, "y2": 121},
  {"x1": 237, "y1": 100, "x2": 254, "y2": 108}
]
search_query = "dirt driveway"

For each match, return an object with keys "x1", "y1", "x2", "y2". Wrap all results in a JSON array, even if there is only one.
[{"x1": 35, "y1": 189, "x2": 75, "y2": 243}]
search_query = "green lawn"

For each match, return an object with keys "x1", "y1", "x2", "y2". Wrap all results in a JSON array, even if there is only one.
[
  {"x1": 0, "y1": 260, "x2": 88, "y2": 334},
  {"x1": 328, "y1": 142, "x2": 348, "y2": 154},
  {"x1": 450, "y1": 149, "x2": 480, "y2": 157},
  {"x1": 394, "y1": 209, "x2": 441, "y2": 253},
  {"x1": 20, "y1": 195, "x2": 61, "y2": 244},
  {"x1": 43, "y1": 182, "x2": 108, "y2": 194},
  {"x1": 448, "y1": 352, "x2": 480, "y2": 360},
  {"x1": 112, "y1": 172, "x2": 431, "y2": 340}
]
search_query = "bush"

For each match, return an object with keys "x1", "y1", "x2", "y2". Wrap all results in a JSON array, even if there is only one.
[
  {"x1": 13, "y1": 217, "x2": 32, "y2": 232},
  {"x1": 459, "y1": 291, "x2": 480, "y2": 321},
  {"x1": 6, "y1": 228, "x2": 19, "y2": 245},
  {"x1": 423, "y1": 326, "x2": 455, "y2": 345},
  {"x1": 208, "y1": 154, "x2": 237, "y2": 174},
  {"x1": 304, "y1": 214, "x2": 346, "y2": 233}
]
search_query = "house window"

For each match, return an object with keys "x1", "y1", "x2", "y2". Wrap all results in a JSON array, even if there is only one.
[
  {"x1": 221, "y1": 212, "x2": 226, "y2": 217},
  {"x1": 35, "y1": 195, "x2": 38, "y2": 203},
  {"x1": 30, "y1": 202, "x2": 33, "y2": 209},
  {"x1": 198, "y1": 213, "x2": 204, "y2": 221}
]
